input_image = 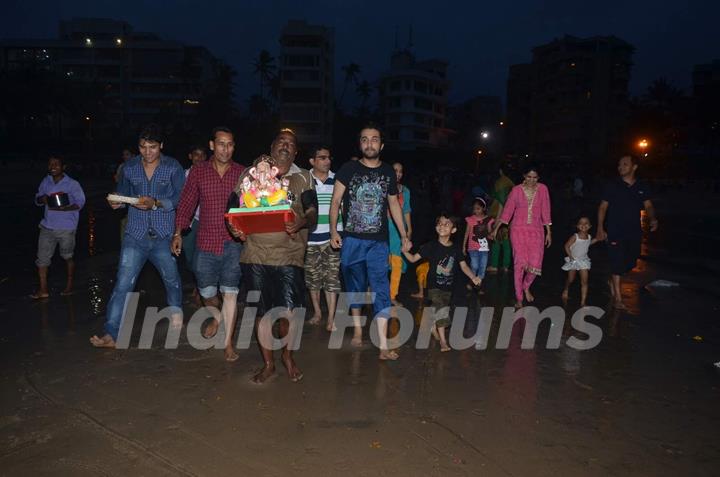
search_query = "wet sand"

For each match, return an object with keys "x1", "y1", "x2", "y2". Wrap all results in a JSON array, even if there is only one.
[{"x1": 2, "y1": 170, "x2": 720, "y2": 476}]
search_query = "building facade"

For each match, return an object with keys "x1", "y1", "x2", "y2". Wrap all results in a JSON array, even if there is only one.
[
  {"x1": 0, "y1": 18, "x2": 221, "y2": 135},
  {"x1": 278, "y1": 20, "x2": 334, "y2": 146},
  {"x1": 378, "y1": 50, "x2": 451, "y2": 151},
  {"x1": 506, "y1": 35, "x2": 634, "y2": 163}
]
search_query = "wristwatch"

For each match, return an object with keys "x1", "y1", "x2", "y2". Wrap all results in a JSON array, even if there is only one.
[{"x1": 151, "y1": 199, "x2": 158, "y2": 211}]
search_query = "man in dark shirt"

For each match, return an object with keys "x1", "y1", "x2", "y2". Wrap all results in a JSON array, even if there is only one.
[
  {"x1": 597, "y1": 155, "x2": 658, "y2": 309},
  {"x1": 329, "y1": 124, "x2": 411, "y2": 361}
]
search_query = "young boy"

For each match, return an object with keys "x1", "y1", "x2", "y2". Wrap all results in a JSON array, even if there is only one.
[{"x1": 403, "y1": 214, "x2": 482, "y2": 351}]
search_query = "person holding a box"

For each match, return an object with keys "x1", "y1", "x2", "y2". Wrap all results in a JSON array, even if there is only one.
[{"x1": 227, "y1": 129, "x2": 317, "y2": 383}]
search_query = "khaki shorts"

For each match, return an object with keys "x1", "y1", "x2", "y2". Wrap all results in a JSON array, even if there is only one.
[
  {"x1": 36, "y1": 225, "x2": 76, "y2": 267},
  {"x1": 428, "y1": 288, "x2": 452, "y2": 328},
  {"x1": 304, "y1": 242, "x2": 341, "y2": 292}
]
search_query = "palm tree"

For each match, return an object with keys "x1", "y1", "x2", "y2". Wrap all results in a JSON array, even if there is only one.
[
  {"x1": 252, "y1": 50, "x2": 276, "y2": 99},
  {"x1": 356, "y1": 80, "x2": 372, "y2": 113},
  {"x1": 247, "y1": 94, "x2": 270, "y2": 118},
  {"x1": 338, "y1": 62, "x2": 361, "y2": 109},
  {"x1": 644, "y1": 77, "x2": 683, "y2": 110},
  {"x1": 267, "y1": 74, "x2": 281, "y2": 113}
]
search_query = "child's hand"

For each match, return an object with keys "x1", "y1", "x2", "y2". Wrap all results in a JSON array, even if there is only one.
[{"x1": 471, "y1": 276, "x2": 482, "y2": 286}]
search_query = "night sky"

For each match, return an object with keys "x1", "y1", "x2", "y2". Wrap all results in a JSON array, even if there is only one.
[{"x1": 3, "y1": 0, "x2": 719, "y2": 108}]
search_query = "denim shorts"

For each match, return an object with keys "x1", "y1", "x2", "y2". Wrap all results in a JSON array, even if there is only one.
[
  {"x1": 194, "y1": 240, "x2": 243, "y2": 298},
  {"x1": 36, "y1": 225, "x2": 76, "y2": 266}
]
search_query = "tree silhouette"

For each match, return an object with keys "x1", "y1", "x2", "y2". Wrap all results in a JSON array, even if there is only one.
[
  {"x1": 355, "y1": 80, "x2": 372, "y2": 114},
  {"x1": 338, "y1": 62, "x2": 361, "y2": 109},
  {"x1": 643, "y1": 77, "x2": 684, "y2": 110},
  {"x1": 252, "y1": 49, "x2": 276, "y2": 100}
]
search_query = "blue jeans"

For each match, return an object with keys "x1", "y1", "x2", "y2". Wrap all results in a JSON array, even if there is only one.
[
  {"x1": 340, "y1": 236, "x2": 391, "y2": 319},
  {"x1": 468, "y1": 250, "x2": 489, "y2": 279},
  {"x1": 104, "y1": 233, "x2": 182, "y2": 340},
  {"x1": 194, "y1": 240, "x2": 243, "y2": 298}
]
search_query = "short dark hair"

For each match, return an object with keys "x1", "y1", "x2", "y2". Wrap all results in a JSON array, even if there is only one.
[
  {"x1": 435, "y1": 212, "x2": 458, "y2": 230},
  {"x1": 575, "y1": 215, "x2": 592, "y2": 225},
  {"x1": 211, "y1": 126, "x2": 233, "y2": 141},
  {"x1": 275, "y1": 128, "x2": 298, "y2": 143},
  {"x1": 358, "y1": 122, "x2": 384, "y2": 143},
  {"x1": 621, "y1": 154, "x2": 640, "y2": 166},
  {"x1": 48, "y1": 155, "x2": 65, "y2": 166},
  {"x1": 188, "y1": 144, "x2": 206, "y2": 155},
  {"x1": 138, "y1": 124, "x2": 163, "y2": 144},
  {"x1": 309, "y1": 145, "x2": 332, "y2": 158}
]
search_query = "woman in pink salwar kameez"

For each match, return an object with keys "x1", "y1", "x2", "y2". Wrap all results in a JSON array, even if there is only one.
[{"x1": 491, "y1": 167, "x2": 552, "y2": 307}]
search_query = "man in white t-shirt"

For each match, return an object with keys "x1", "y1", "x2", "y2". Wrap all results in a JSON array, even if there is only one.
[{"x1": 305, "y1": 146, "x2": 343, "y2": 331}]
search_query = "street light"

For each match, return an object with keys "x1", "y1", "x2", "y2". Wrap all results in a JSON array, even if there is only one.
[
  {"x1": 85, "y1": 37, "x2": 93, "y2": 46},
  {"x1": 475, "y1": 149, "x2": 483, "y2": 174},
  {"x1": 637, "y1": 138, "x2": 650, "y2": 157},
  {"x1": 115, "y1": 38, "x2": 123, "y2": 46},
  {"x1": 481, "y1": 131, "x2": 490, "y2": 139}
]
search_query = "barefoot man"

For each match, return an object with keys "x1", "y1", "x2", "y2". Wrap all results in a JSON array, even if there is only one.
[
  {"x1": 91, "y1": 125, "x2": 186, "y2": 348},
  {"x1": 172, "y1": 127, "x2": 244, "y2": 361},
  {"x1": 32, "y1": 155, "x2": 85, "y2": 299},
  {"x1": 305, "y1": 145, "x2": 343, "y2": 331},
  {"x1": 597, "y1": 154, "x2": 658, "y2": 309},
  {"x1": 227, "y1": 129, "x2": 317, "y2": 383},
  {"x1": 329, "y1": 124, "x2": 412, "y2": 361}
]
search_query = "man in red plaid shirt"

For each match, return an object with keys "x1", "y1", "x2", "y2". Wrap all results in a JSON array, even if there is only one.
[{"x1": 172, "y1": 127, "x2": 245, "y2": 361}]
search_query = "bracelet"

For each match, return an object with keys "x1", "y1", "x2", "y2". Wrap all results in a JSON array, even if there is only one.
[{"x1": 172, "y1": 232, "x2": 181, "y2": 237}]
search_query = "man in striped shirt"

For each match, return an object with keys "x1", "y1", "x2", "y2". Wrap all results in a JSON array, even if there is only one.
[{"x1": 305, "y1": 146, "x2": 343, "y2": 331}]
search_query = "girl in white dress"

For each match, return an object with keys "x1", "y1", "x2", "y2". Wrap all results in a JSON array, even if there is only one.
[{"x1": 561, "y1": 217, "x2": 599, "y2": 306}]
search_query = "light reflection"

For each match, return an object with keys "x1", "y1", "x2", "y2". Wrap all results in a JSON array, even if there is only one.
[{"x1": 87, "y1": 206, "x2": 96, "y2": 257}]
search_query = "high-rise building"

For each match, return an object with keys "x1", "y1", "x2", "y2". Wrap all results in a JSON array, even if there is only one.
[
  {"x1": 506, "y1": 35, "x2": 634, "y2": 163},
  {"x1": 378, "y1": 49, "x2": 451, "y2": 151},
  {"x1": 278, "y1": 20, "x2": 334, "y2": 146},
  {"x1": 0, "y1": 18, "x2": 222, "y2": 133},
  {"x1": 693, "y1": 60, "x2": 720, "y2": 125}
]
